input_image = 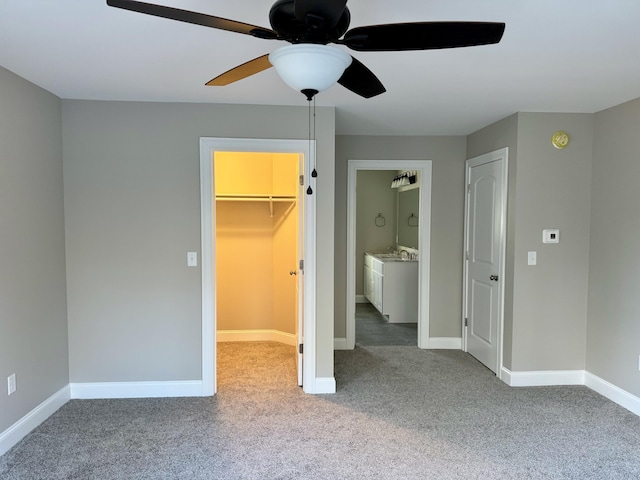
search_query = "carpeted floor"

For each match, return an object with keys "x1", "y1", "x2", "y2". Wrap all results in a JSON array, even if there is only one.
[{"x1": 2, "y1": 342, "x2": 640, "y2": 479}]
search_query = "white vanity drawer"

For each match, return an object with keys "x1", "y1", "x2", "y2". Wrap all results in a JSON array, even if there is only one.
[
  {"x1": 364, "y1": 253, "x2": 383, "y2": 273},
  {"x1": 371, "y1": 258, "x2": 383, "y2": 274}
]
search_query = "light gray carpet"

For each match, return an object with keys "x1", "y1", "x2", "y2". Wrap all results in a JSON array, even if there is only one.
[{"x1": 2, "y1": 342, "x2": 640, "y2": 479}]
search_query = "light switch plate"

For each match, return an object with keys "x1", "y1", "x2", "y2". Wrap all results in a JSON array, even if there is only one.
[
  {"x1": 528, "y1": 251, "x2": 537, "y2": 266},
  {"x1": 8, "y1": 374, "x2": 16, "y2": 395},
  {"x1": 187, "y1": 252, "x2": 198, "y2": 267}
]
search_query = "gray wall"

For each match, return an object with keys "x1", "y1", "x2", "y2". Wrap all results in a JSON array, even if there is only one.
[
  {"x1": 588, "y1": 97, "x2": 640, "y2": 397},
  {"x1": 468, "y1": 113, "x2": 593, "y2": 372},
  {"x1": 511, "y1": 113, "x2": 593, "y2": 371},
  {"x1": 62, "y1": 100, "x2": 336, "y2": 382},
  {"x1": 335, "y1": 135, "x2": 467, "y2": 339},
  {"x1": 0, "y1": 67, "x2": 69, "y2": 432}
]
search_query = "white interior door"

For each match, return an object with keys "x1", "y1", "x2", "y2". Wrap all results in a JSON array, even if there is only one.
[
  {"x1": 464, "y1": 149, "x2": 507, "y2": 373},
  {"x1": 296, "y1": 155, "x2": 304, "y2": 386}
]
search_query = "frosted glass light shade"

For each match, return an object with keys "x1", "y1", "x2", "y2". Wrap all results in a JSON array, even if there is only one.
[{"x1": 269, "y1": 44, "x2": 352, "y2": 94}]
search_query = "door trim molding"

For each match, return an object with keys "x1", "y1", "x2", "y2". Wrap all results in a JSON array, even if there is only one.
[
  {"x1": 346, "y1": 159, "x2": 432, "y2": 350},
  {"x1": 462, "y1": 147, "x2": 508, "y2": 379},
  {"x1": 199, "y1": 137, "x2": 316, "y2": 395}
]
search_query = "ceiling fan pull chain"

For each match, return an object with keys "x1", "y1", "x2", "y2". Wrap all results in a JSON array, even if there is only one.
[
  {"x1": 306, "y1": 94, "x2": 314, "y2": 195},
  {"x1": 312, "y1": 95, "x2": 318, "y2": 178}
]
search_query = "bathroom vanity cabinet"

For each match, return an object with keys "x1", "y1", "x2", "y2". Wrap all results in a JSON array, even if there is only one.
[{"x1": 363, "y1": 253, "x2": 418, "y2": 323}]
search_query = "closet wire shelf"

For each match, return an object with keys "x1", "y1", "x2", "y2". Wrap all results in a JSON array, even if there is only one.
[{"x1": 215, "y1": 194, "x2": 297, "y2": 217}]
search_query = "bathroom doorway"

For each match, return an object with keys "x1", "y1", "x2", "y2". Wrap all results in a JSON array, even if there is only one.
[
  {"x1": 346, "y1": 160, "x2": 432, "y2": 350},
  {"x1": 355, "y1": 169, "x2": 419, "y2": 346}
]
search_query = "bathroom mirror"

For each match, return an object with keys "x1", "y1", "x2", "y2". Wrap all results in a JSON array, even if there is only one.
[{"x1": 397, "y1": 187, "x2": 419, "y2": 249}]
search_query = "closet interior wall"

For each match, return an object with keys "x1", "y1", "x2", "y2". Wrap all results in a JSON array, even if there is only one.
[{"x1": 215, "y1": 152, "x2": 299, "y2": 343}]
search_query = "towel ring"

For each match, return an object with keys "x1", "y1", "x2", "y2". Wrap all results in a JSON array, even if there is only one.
[
  {"x1": 408, "y1": 213, "x2": 419, "y2": 227},
  {"x1": 375, "y1": 213, "x2": 386, "y2": 227}
]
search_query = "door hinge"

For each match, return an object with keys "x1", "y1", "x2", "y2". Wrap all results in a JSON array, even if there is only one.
[
  {"x1": 465, "y1": 251, "x2": 470, "y2": 261},
  {"x1": 299, "y1": 259, "x2": 304, "y2": 271},
  {"x1": 299, "y1": 343, "x2": 303, "y2": 354},
  {"x1": 464, "y1": 318, "x2": 468, "y2": 327},
  {"x1": 299, "y1": 174, "x2": 304, "y2": 186},
  {"x1": 467, "y1": 183, "x2": 471, "y2": 193}
]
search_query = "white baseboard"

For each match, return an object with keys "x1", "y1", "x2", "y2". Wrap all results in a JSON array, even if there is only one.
[
  {"x1": 501, "y1": 368, "x2": 586, "y2": 387},
  {"x1": 500, "y1": 368, "x2": 640, "y2": 417},
  {"x1": 356, "y1": 295, "x2": 368, "y2": 304},
  {"x1": 585, "y1": 372, "x2": 640, "y2": 417},
  {"x1": 0, "y1": 385, "x2": 70, "y2": 456},
  {"x1": 334, "y1": 337, "x2": 461, "y2": 350},
  {"x1": 426, "y1": 337, "x2": 462, "y2": 349},
  {"x1": 306, "y1": 377, "x2": 336, "y2": 394},
  {"x1": 69, "y1": 381, "x2": 203, "y2": 399},
  {"x1": 334, "y1": 337, "x2": 349, "y2": 350},
  {"x1": 4, "y1": 370, "x2": 638, "y2": 460},
  {"x1": 216, "y1": 329, "x2": 296, "y2": 346}
]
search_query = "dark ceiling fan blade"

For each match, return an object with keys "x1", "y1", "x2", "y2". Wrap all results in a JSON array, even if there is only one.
[
  {"x1": 106, "y1": 0, "x2": 278, "y2": 39},
  {"x1": 342, "y1": 22, "x2": 505, "y2": 51},
  {"x1": 337, "y1": 56, "x2": 386, "y2": 99},
  {"x1": 206, "y1": 55, "x2": 273, "y2": 86},
  {"x1": 294, "y1": 0, "x2": 347, "y2": 30}
]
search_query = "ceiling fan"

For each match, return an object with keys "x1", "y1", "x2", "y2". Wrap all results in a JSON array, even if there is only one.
[{"x1": 106, "y1": 0, "x2": 505, "y2": 100}]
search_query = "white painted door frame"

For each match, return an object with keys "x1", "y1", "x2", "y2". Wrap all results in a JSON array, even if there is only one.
[
  {"x1": 346, "y1": 159, "x2": 432, "y2": 350},
  {"x1": 199, "y1": 137, "x2": 316, "y2": 395},
  {"x1": 462, "y1": 148, "x2": 508, "y2": 379}
]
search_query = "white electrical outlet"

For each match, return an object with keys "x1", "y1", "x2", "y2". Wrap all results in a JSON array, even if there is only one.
[{"x1": 8, "y1": 374, "x2": 16, "y2": 395}]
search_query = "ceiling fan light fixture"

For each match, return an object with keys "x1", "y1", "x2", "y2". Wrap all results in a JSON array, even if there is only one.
[{"x1": 269, "y1": 44, "x2": 352, "y2": 95}]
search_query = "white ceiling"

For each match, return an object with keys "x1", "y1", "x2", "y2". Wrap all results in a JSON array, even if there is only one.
[{"x1": 2, "y1": 0, "x2": 640, "y2": 136}]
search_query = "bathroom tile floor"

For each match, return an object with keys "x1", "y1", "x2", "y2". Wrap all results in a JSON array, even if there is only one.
[{"x1": 356, "y1": 303, "x2": 417, "y2": 346}]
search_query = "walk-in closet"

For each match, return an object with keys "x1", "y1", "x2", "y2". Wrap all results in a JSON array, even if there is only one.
[{"x1": 214, "y1": 151, "x2": 300, "y2": 388}]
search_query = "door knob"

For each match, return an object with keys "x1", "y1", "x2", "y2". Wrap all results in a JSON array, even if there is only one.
[
  {"x1": 289, "y1": 271, "x2": 297, "y2": 276},
  {"x1": 490, "y1": 274, "x2": 499, "y2": 281}
]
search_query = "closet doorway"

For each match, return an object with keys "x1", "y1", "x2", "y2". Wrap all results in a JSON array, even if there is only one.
[
  {"x1": 215, "y1": 151, "x2": 300, "y2": 389},
  {"x1": 199, "y1": 138, "x2": 316, "y2": 396}
]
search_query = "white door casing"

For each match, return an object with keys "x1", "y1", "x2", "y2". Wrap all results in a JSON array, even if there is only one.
[
  {"x1": 199, "y1": 138, "x2": 316, "y2": 395},
  {"x1": 346, "y1": 160, "x2": 432, "y2": 350},
  {"x1": 296, "y1": 154, "x2": 304, "y2": 386},
  {"x1": 463, "y1": 148, "x2": 508, "y2": 375}
]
